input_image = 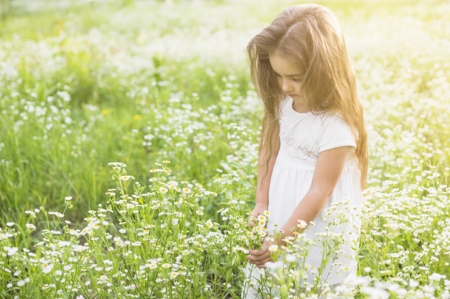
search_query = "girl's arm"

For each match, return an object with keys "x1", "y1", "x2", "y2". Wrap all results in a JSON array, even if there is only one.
[
  {"x1": 248, "y1": 139, "x2": 280, "y2": 226},
  {"x1": 247, "y1": 146, "x2": 353, "y2": 267},
  {"x1": 280, "y1": 146, "x2": 353, "y2": 239}
]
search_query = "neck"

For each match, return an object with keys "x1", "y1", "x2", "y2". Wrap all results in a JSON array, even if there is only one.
[{"x1": 292, "y1": 99, "x2": 309, "y2": 113}]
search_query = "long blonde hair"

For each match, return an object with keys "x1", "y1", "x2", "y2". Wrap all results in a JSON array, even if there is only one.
[{"x1": 247, "y1": 4, "x2": 368, "y2": 188}]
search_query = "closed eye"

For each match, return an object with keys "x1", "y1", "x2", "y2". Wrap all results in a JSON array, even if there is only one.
[{"x1": 274, "y1": 72, "x2": 302, "y2": 83}]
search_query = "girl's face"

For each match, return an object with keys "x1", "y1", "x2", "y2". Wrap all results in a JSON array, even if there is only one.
[{"x1": 269, "y1": 51, "x2": 303, "y2": 102}]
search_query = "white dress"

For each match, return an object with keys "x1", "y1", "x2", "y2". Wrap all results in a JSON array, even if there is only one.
[{"x1": 244, "y1": 97, "x2": 362, "y2": 298}]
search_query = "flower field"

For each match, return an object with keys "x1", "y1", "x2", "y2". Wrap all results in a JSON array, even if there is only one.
[{"x1": 0, "y1": 0, "x2": 450, "y2": 298}]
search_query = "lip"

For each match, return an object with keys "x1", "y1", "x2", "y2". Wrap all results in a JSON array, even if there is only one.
[{"x1": 288, "y1": 94, "x2": 299, "y2": 97}]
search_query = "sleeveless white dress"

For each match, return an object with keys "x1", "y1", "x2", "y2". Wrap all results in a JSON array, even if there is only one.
[{"x1": 244, "y1": 96, "x2": 362, "y2": 298}]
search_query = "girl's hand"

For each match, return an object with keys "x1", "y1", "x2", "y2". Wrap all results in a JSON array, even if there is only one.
[
  {"x1": 248, "y1": 203, "x2": 267, "y2": 227},
  {"x1": 246, "y1": 239, "x2": 273, "y2": 268}
]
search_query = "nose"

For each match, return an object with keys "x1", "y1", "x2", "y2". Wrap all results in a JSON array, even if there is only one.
[{"x1": 280, "y1": 79, "x2": 293, "y2": 92}]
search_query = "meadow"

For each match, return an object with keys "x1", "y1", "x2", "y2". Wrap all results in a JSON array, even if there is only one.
[{"x1": 0, "y1": 0, "x2": 450, "y2": 298}]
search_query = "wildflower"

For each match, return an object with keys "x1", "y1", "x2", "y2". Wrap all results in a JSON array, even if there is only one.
[
  {"x1": 196, "y1": 210, "x2": 204, "y2": 216},
  {"x1": 114, "y1": 237, "x2": 125, "y2": 247},
  {"x1": 206, "y1": 220, "x2": 213, "y2": 228},
  {"x1": 0, "y1": 232, "x2": 13, "y2": 240},
  {"x1": 429, "y1": 273, "x2": 445, "y2": 281},
  {"x1": 25, "y1": 210, "x2": 36, "y2": 217},
  {"x1": 104, "y1": 260, "x2": 113, "y2": 266},
  {"x1": 6, "y1": 222, "x2": 14, "y2": 227},
  {"x1": 297, "y1": 220, "x2": 308, "y2": 228},
  {"x1": 81, "y1": 226, "x2": 92, "y2": 235},
  {"x1": 65, "y1": 196, "x2": 73, "y2": 201},
  {"x1": 26, "y1": 223, "x2": 36, "y2": 230},
  {"x1": 409, "y1": 279, "x2": 419, "y2": 288},
  {"x1": 268, "y1": 245, "x2": 278, "y2": 252},
  {"x1": 73, "y1": 245, "x2": 89, "y2": 252},
  {"x1": 159, "y1": 187, "x2": 168, "y2": 194},
  {"x1": 17, "y1": 280, "x2": 26, "y2": 287},
  {"x1": 233, "y1": 246, "x2": 249, "y2": 254},
  {"x1": 48, "y1": 211, "x2": 64, "y2": 218},
  {"x1": 182, "y1": 250, "x2": 189, "y2": 256},
  {"x1": 285, "y1": 254, "x2": 296, "y2": 262},
  {"x1": 119, "y1": 175, "x2": 135, "y2": 181},
  {"x1": 361, "y1": 287, "x2": 389, "y2": 298},
  {"x1": 265, "y1": 261, "x2": 283, "y2": 269},
  {"x1": 182, "y1": 188, "x2": 191, "y2": 194},
  {"x1": 7, "y1": 247, "x2": 18, "y2": 256},
  {"x1": 64, "y1": 265, "x2": 72, "y2": 271},
  {"x1": 58, "y1": 241, "x2": 72, "y2": 247},
  {"x1": 42, "y1": 263, "x2": 54, "y2": 274}
]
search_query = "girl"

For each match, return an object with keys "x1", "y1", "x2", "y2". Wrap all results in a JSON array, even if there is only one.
[{"x1": 244, "y1": 4, "x2": 368, "y2": 298}]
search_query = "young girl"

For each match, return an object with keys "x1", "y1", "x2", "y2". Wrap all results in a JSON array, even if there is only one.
[{"x1": 244, "y1": 4, "x2": 368, "y2": 298}]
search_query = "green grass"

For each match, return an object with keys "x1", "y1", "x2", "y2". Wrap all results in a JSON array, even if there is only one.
[{"x1": 1, "y1": 0, "x2": 450, "y2": 298}]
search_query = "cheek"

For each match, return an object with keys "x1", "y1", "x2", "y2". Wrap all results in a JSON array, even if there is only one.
[{"x1": 276, "y1": 77, "x2": 283, "y2": 88}]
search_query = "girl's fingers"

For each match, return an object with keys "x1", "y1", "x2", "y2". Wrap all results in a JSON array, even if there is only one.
[
  {"x1": 247, "y1": 239, "x2": 272, "y2": 265},
  {"x1": 247, "y1": 251, "x2": 271, "y2": 263},
  {"x1": 248, "y1": 249, "x2": 265, "y2": 256},
  {"x1": 254, "y1": 258, "x2": 271, "y2": 268}
]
